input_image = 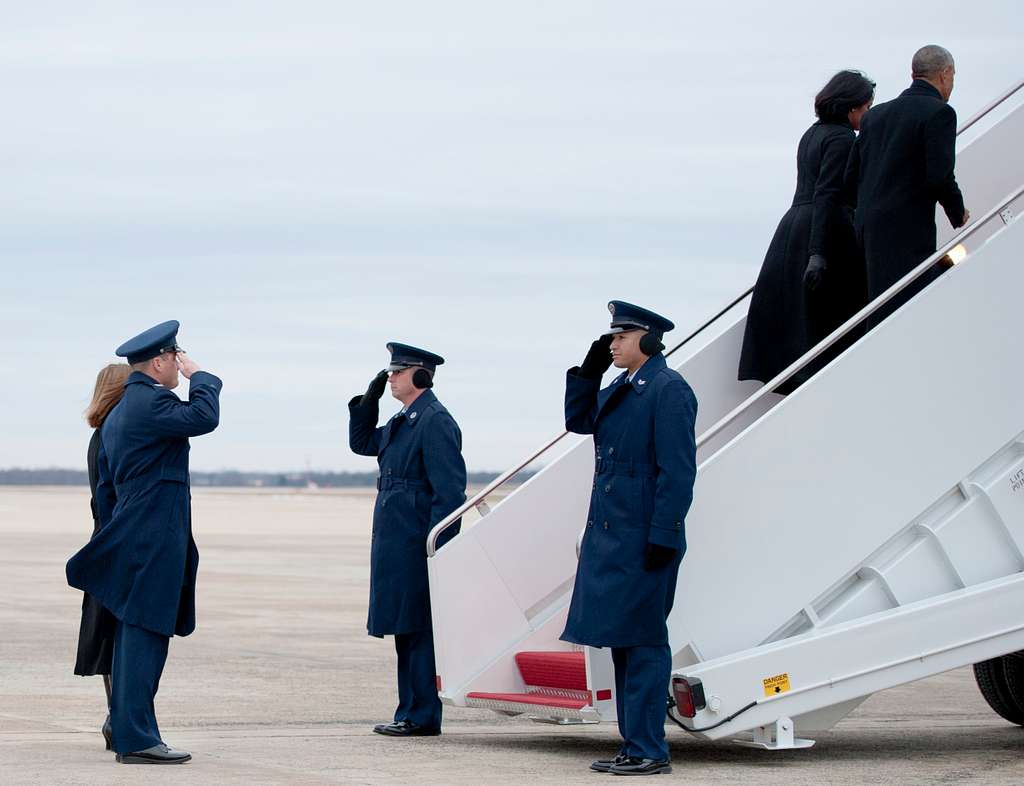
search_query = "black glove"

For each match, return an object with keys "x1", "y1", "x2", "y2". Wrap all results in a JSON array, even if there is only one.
[
  {"x1": 803, "y1": 254, "x2": 827, "y2": 292},
  {"x1": 644, "y1": 543, "x2": 677, "y2": 572},
  {"x1": 360, "y1": 370, "x2": 389, "y2": 406},
  {"x1": 578, "y1": 334, "x2": 613, "y2": 379}
]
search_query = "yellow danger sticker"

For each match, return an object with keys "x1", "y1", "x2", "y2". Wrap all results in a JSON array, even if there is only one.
[{"x1": 762, "y1": 673, "x2": 791, "y2": 696}]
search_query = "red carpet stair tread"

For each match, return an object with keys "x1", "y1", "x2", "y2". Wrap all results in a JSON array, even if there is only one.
[{"x1": 467, "y1": 651, "x2": 590, "y2": 710}]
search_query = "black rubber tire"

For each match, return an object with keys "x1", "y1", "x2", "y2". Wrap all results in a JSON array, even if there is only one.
[
  {"x1": 973, "y1": 655, "x2": 1024, "y2": 725},
  {"x1": 1000, "y1": 654, "x2": 1024, "y2": 716}
]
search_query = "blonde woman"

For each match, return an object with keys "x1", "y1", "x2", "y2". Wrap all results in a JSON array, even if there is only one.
[{"x1": 75, "y1": 363, "x2": 130, "y2": 750}]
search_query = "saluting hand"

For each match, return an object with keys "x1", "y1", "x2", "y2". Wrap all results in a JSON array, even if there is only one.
[
  {"x1": 578, "y1": 334, "x2": 613, "y2": 379},
  {"x1": 361, "y1": 370, "x2": 389, "y2": 405},
  {"x1": 175, "y1": 352, "x2": 201, "y2": 379}
]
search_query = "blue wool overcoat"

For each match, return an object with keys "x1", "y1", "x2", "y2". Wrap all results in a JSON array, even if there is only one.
[
  {"x1": 66, "y1": 370, "x2": 222, "y2": 638},
  {"x1": 349, "y1": 389, "x2": 467, "y2": 637},
  {"x1": 561, "y1": 353, "x2": 697, "y2": 648}
]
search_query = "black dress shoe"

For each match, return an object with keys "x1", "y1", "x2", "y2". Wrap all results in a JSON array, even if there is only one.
[
  {"x1": 609, "y1": 757, "x2": 672, "y2": 776},
  {"x1": 590, "y1": 753, "x2": 629, "y2": 772},
  {"x1": 116, "y1": 743, "x2": 192, "y2": 764},
  {"x1": 372, "y1": 720, "x2": 441, "y2": 737},
  {"x1": 102, "y1": 715, "x2": 112, "y2": 751}
]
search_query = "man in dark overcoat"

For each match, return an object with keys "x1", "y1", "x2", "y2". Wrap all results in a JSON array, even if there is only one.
[
  {"x1": 562, "y1": 301, "x2": 698, "y2": 776},
  {"x1": 349, "y1": 342, "x2": 466, "y2": 737},
  {"x1": 66, "y1": 320, "x2": 221, "y2": 764},
  {"x1": 845, "y1": 44, "x2": 969, "y2": 326}
]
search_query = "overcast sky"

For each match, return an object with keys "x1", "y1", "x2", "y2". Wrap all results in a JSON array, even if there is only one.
[{"x1": 2, "y1": 2, "x2": 1021, "y2": 472}]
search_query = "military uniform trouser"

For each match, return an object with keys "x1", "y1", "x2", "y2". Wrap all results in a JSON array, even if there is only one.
[
  {"x1": 612, "y1": 644, "x2": 672, "y2": 761},
  {"x1": 110, "y1": 620, "x2": 169, "y2": 754},
  {"x1": 394, "y1": 630, "x2": 442, "y2": 730}
]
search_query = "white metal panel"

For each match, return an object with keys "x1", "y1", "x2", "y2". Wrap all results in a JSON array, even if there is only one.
[
  {"x1": 938, "y1": 97, "x2": 1024, "y2": 247},
  {"x1": 680, "y1": 573, "x2": 1024, "y2": 740},
  {"x1": 669, "y1": 212, "x2": 1024, "y2": 662}
]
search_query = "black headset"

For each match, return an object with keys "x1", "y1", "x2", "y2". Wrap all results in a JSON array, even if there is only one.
[
  {"x1": 412, "y1": 368, "x2": 434, "y2": 389},
  {"x1": 639, "y1": 332, "x2": 665, "y2": 356}
]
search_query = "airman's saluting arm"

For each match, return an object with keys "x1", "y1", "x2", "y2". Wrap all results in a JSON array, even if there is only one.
[{"x1": 348, "y1": 370, "x2": 389, "y2": 456}]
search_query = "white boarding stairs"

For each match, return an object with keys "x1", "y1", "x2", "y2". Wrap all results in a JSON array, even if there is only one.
[{"x1": 426, "y1": 79, "x2": 1024, "y2": 747}]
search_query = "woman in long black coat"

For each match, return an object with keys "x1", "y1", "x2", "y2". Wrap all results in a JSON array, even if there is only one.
[
  {"x1": 75, "y1": 362, "x2": 130, "y2": 749},
  {"x1": 739, "y1": 70, "x2": 876, "y2": 393}
]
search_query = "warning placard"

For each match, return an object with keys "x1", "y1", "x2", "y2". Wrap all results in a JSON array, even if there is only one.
[{"x1": 762, "y1": 673, "x2": 791, "y2": 697}]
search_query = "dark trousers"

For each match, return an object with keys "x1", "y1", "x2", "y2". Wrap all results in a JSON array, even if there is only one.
[
  {"x1": 611, "y1": 644, "x2": 671, "y2": 761},
  {"x1": 110, "y1": 620, "x2": 169, "y2": 754},
  {"x1": 393, "y1": 630, "x2": 442, "y2": 730}
]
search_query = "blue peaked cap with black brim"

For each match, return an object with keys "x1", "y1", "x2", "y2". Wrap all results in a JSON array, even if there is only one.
[
  {"x1": 115, "y1": 320, "x2": 183, "y2": 365},
  {"x1": 385, "y1": 342, "x2": 445, "y2": 373},
  {"x1": 603, "y1": 301, "x2": 675, "y2": 336}
]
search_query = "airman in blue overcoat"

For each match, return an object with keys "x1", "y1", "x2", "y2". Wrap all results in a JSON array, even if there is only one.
[
  {"x1": 562, "y1": 302, "x2": 697, "y2": 776},
  {"x1": 349, "y1": 342, "x2": 467, "y2": 737},
  {"x1": 66, "y1": 320, "x2": 221, "y2": 764}
]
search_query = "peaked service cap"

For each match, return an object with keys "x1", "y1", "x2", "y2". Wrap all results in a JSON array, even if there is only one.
[
  {"x1": 385, "y1": 342, "x2": 445, "y2": 373},
  {"x1": 115, "y1": 320, "x2": 183, "y2": 365},
  {"x1": 604, "y1": 301, "x2": 675, "y2": 336}
]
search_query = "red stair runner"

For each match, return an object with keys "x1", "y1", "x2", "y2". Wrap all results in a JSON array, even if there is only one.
[
  {"x1": 514, "y1": 651, "x2": 587, "y2": 690},
  {"x1": 467, "y1": 651, "x2": 590, "y2": 710}
]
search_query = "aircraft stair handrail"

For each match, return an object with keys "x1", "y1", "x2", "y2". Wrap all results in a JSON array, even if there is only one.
[
  {"x1": 425, "y1": 79, "x2": 1024, "y2": 558},
  {"x1": 957, "y1": 78, "x2": 1023, "y2": 134},
  {"x1": 697, "y1": 181, "x2": 1024, "y2": 452},
  {"x1": 425, "y1": 286, "x2": 755, "y2": 556}
]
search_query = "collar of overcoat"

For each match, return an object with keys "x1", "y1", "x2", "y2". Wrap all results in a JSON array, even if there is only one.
[
  {"x1": 126, "y1": 370, "x2": 160, "y2": 387},
  {"x1": 379, "y1": 389, "x2": 437, "y2": 454},
  {"x1": 903, "y1": 79, "x2": 943, "y2": 101},
  {"x1": 595, "y1": 353, "x2": 666, "y2": 420}
]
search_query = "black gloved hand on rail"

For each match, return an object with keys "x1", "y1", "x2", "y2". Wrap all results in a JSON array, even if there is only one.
[
  {"x1": 803, "y1": 254, "x2": 827, "y2": 292},
  {"x1": 578, "y1": 334, "x2": 613, "y2": 379},
  {"x1": 360, "y1": 370, "x2": 389, "y2": 406},
  {"x1": 644, "y1": 543, "x2": 677, "y2": 572}
]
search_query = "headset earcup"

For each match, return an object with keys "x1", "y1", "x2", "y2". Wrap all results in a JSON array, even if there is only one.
[
  {"x1": 412, "y1": 368, "x2": 433, "y2": 389},
  {"x1": 639, "y1": 333, "x2": 664, "y2": 356}
]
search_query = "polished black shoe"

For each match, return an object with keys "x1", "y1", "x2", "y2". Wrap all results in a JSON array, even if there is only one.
[
  {"x1": 372, "y1": 720, "x2": 441, "y2": 737},
  {"x1": 609, "y1": 757, "x2": 672, "y2": 776},
  {"x1": 102, "y1": 715, "x2": 112, "y2": 751},
  {"x1": 116, "y1": 743, "x2": 192, "y2": 764},
  {"x1": 590, "y1": 753, "x2": 629, "y2": 772}
]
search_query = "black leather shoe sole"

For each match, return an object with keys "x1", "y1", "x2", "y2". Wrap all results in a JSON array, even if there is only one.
[
  {"x1": 610, "y1": 760, "x2": 672, "y2": 776},
  {"x1": 116, "y1": 752, "x2": 192, "y2": 764},
  {"x1": 372, "y1": 724, "x2": 441, "y2": 737}
]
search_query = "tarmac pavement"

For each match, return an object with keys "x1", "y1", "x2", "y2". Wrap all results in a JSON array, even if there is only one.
[{"x1": 1, "y1": 486, "x2": 1021, "y2": 785}]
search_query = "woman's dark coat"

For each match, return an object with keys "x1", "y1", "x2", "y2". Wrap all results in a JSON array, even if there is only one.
[
  {"x1": 73, "y1": 429, "x2": 117, "y2": 676},
  {"x1": 561, "y1": 354, "x2": 698, "y2": 648},
  {"x1": 349, "y1": 389, "x2": 467, "y2": 637},
  {"x1": 66, "y1": 371, "x2": 222, "y2": 638},
  {"x1": 739, "y1": 120, "x2": 866, "y2": 393}
]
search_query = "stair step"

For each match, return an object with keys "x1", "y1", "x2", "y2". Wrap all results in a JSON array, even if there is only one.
[
  {"x1": 466, "y1": 691, "x2": 589, "y2": 710},
  {"x1": 515, "y1": 651, "x2": 587, "y2": 691}
]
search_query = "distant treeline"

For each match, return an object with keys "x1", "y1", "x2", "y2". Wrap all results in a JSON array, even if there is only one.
[{"x1": 0, "y1": 468, "x2": 531, "y2": 488}]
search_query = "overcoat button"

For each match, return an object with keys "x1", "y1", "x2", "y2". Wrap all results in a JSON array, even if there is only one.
[
  {"x1": 603, "y1": 521, "x2": 609, "y2": 530},
  {"x1": 608, "y1": 447, "x2": 614, "y2": 455},
  {"x1": 604, "y1": 484, "x2": 611, "y2": 492},
  {"x1": 587, "y1": 520, "x2": 593, "y2": 528}
]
